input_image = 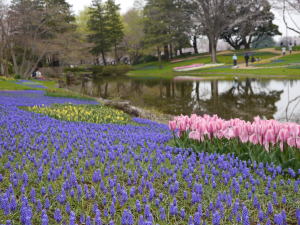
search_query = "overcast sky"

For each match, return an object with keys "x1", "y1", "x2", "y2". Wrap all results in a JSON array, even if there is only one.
[
  {"x1": 67, "y1": 0, "x2": 135, "y2": 14},
  {"x1": 67, "y1": 0, "x2": 299, "y2": 38}
]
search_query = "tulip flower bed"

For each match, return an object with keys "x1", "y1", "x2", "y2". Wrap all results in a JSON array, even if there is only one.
[
  {"x1": 23, "y1": 104, "x2": 131, "y2": 124},
  {"x1": 169, "y1": 115, "x2": 300, "y2": 172},
  {"x1": 0, "y1": 91, "x2": 300, "y2": 224}
]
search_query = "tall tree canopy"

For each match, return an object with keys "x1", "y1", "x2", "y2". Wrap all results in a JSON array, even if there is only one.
[
  {"x1": 190, "y1": 0, "x2": 272, "y2": 62},
  {"x1": 122, "y1": 8, "x2": 145, "y2": 64},
  {"x1": 220, "y1": 0, "x2": 280, "y2": 50},
  {"x1": 87, "y1": 0, "x2": 124, "y2": 65},
  {"x1": 143, "y1": 0, "x2": 192, "y2": 65},
  {"x1": 7, "y1": 0, "x2": 74, "y2": 77},
  {"x1": 106, "y1": 0, "x2": 124, "y2": 63}
]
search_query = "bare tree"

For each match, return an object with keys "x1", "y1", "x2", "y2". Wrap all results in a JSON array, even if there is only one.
[
  {"x1": 190, "y1": 0, "x2": 270, "y2": 62},
  {"x1": 221, "y1": 0, "x2": 280, "y2": 50},
  {"x1": 7, "y1": 0, "x2": 74, "y2": 77},
  {"x1": 283, "y1": 0, "x2": 300, "y2": 34},
  {"x1": 0, "y1": 1, "x2": 10, "y2": 75}
]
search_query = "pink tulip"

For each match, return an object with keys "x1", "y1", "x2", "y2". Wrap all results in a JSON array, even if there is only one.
[
  {"x1": 169, "y1": 121, "x2": 177, "y2": 131},
  {"x1": 289, "y1": 125, "x2": 299, "y2": 138},
  {"x1": 169, "y1": 114, "x2": 300, "y2": 151},
  {"x1": 277, "y1": 129, "x2": 289, "y2": 142},
  {"x1": 280, "y1": 142, "x2": 284, "y2": 152},
  {"x1": 249, "y1": 134, "x2": 259, "y2": 145},
  {"x1": 189, "y1": 131, "x2": 201, "y2": 141},
  {"x1": 287, "y1": 137, "x2": 296, "y2": 148},
  {"x1": 178, "y1": 121, "x2": 186, "y2": 132},
  {"x1": 265, "y1": 129, "x2": 276, "y2": 145},
  {"x1": 296, "y1": 138, "x2": 300, "y2": 149}
]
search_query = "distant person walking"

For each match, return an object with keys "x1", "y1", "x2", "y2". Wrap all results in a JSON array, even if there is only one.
[
  {"x1": 244, "y1": 52, "x2": 250, "y2": 67},
  {"x1": 232, "y1": 54, "x2": 238, "y2": 66},
  {"x1": 282, "y1": 46, "x2": 286, "y2": 56},
  {"x1": 289, "y1": 43, "x2": 293, "y2": 54}
]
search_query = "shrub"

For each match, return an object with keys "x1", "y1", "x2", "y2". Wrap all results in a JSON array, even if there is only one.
[
  {"x1": 90, "y1": 65, "x2": 132, "y2": 76},
  {"x1": 139, "y1": 55, "x2": 158, "y2": 64},
  {"x1": 63, "y1": 66, "x2": 88, "y2": 73},
  {"x1": 63, "y1": 65, "x2": 132, "y2": 77},
  {"x1": 14, "y1": 74, "x2": 21, "y2": 79}
]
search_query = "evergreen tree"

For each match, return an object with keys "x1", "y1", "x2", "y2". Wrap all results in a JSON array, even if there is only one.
[
  {"x1": 143, "y1": 0, "x2": 172, "y2": 67},
  {"x1": 106, "y1": 0, "x2": 124, "y2": 63},
  {"x1": 87, "y1": 0, "x2": 110, "y2": 65},
  {"x1": 143, "y1": 0, "x2": 192, "y2": 64}
]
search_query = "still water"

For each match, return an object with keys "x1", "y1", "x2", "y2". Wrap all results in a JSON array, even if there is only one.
[{"x1": 67, "y1": 76, "x2": 300, "y2": 122}]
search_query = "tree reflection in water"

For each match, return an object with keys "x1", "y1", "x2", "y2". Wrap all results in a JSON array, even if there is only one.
[{"x1": 69, "y1": 76, "x2": 300, "y2": 122}]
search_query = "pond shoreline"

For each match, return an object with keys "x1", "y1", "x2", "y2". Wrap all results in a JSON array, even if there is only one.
[
  {"x1": 58, "y1": 74, "x2": 300, "y2": 123},
  {"x1": 59, "y1": 82, "x2": 174, "y2": 124},
  {"x1": 95, "y1": 96, "x2": 174, "y2": 125}
]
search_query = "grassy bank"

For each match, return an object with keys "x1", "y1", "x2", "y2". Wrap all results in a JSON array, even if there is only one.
[
  {"x1": 0, "y1": 79, "x2": 94, "y2": 101},
  {"x1": 129, "y1": 50, "x2": 300, "y2": 79},
  {"x1": 0, "y1": 80, "x2": 34, "y2": 90}
]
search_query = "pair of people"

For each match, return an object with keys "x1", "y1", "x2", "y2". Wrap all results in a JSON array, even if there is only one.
[
  {"x1": 31, "y1": 68, "x2": 43, "y2": 79},
  {"x1": 282, "y1": 43, "x2": 293, "y2": 55},
  {"x1": 232, "y1": 52, "x2": 251, "y2": 67}
]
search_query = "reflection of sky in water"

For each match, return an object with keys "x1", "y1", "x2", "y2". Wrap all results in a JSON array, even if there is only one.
[{"x1": 190, "y1": 80, "x2": 300, "y2": 122}]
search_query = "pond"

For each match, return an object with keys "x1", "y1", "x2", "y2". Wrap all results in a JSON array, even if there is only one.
[{"x1": 66, "y1": 76, "x2": 300, "y2": 122}]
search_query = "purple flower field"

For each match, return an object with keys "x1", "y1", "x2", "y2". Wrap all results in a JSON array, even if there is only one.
[{"x1": 0, "y1": 90, "x2": 299, "y2": 225}]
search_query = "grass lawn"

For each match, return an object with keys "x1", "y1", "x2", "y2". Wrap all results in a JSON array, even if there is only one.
[
  {"x1": 35, "y1": 80, "x2": 57, "y2": 89},
  {"x1": 0, "y1": 80, "x2": 34, "y2": 90},
  {"x1": 0, "y1": 79, "x2": 94, "y2": 100},
  {"x1": 44, "y1": 88, "x2": 95, "y2": 100},
  {"x1": 129, "y1": 50, "x2": 300, "y2": 79},
  {"x1": 255, "y1": 53, "x2": 300, "y2": 67},
  {"x1": 184, "y1": 67, "x2": 300, "y2": 79}
]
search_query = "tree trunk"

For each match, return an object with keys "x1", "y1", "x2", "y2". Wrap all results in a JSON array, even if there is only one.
[
  {"x1": 211, "y1": 80, "x2": 219, "y2": 99},
  {"x1": 166, "y1": 82, "x2": 171, "y2": 98},
  {"x1": 196, "y1": 82, "x2": 200, "y2": 100},
  {"x1": 163, "y1": 45, "x2": 169, "y2": 60},
  {"x1": 171, "y1": 81, "x2": 175, "y2": 98},
  {"x1": 174, "y1": 46, "x2": 178, "y2": 57},
  {"x1": 193, "y1": 36, "x2": 199, "y2": 54},
  {"x1": 244, "y1": 40, "x2": 251, "y2": 49},
  {"x1": 104, "y1": 82, "x2": 108, "y2": 98},
  {"x1": 170, "y1": 43, "x2": 173, "y2": 59},
  {"x1": 180, "y1": 83, "x2": 185, "y2": 98},
  {"x1": 179, "y1": 48, "x2": 183, "y2": 56},
  {"x1": 242, "y1": 37, "x2": 251, "y2": 49},
  {"x1": 10, "y1": 45, "x2": 19, "y2": 75},
  {"x1": 101, "y1": 51, "x2": 107, "y2": 66},
  {"x1": 209, "y1": 36, "x2": 217, "y2": 63},
  {"x1": 114, "y1": 44, "x2": 118, "y2": 64},
  {"x1": 159, "y1": 80, "x2": 163, "y2": 98},
  {"x1": 157, "y1": 46, "x2": 162, "y2": 69}
]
